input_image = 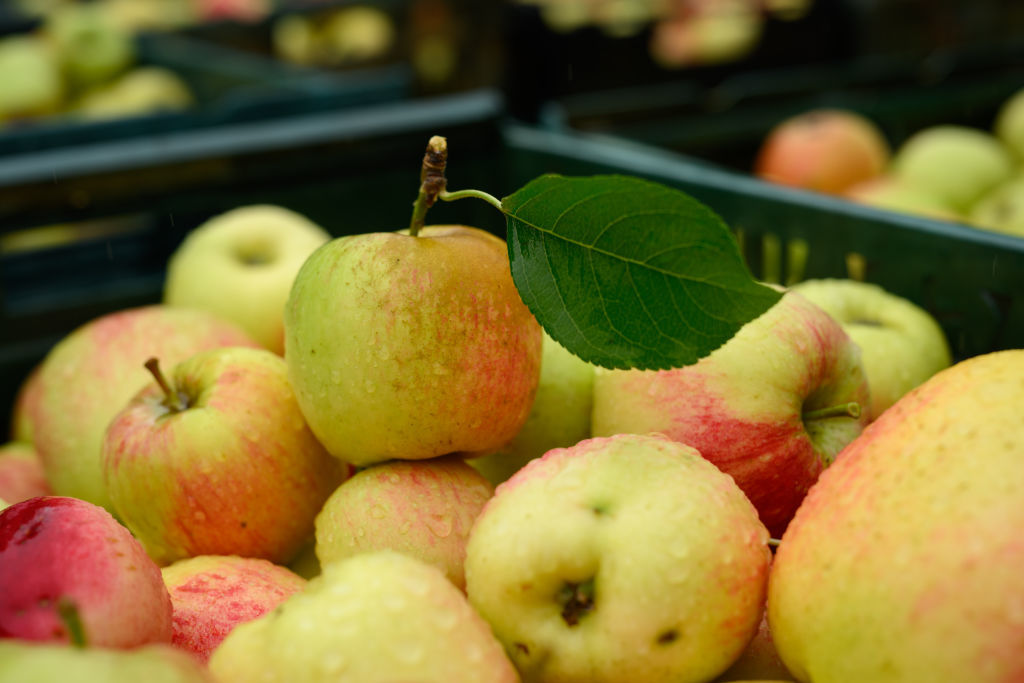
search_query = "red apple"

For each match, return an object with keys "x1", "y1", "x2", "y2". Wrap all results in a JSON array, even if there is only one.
[
  {"x1": 0, "y1": 442, "x2": 51, "y2": 504},
  {"x1": 0, "y1": 496, "x2": 172, "y2": 647}
]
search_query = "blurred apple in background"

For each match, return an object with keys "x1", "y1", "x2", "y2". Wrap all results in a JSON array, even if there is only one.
[
  {"x1": 592, "y1": 290, "x2": 870, "y2": 537},
  {"x1": 968, "y1": 174, "x2": 1024, "y2": 237},
  {"x1": 44, "y1": 2, "x2": 135, "y2": 92},
  {"x1": 755, "y1": 109, "x2": 891, "y2": 195},
  {"x1": 23, "y1": 305, "x2": 259, "y2": 513},
  {"x1": 469, "y1": 331, "x2": 595, "y2": 486},
  {"x1": 0, "y1": 641, "x2": 215, "y2": 683},
  {"x1": 73, "y1": 66, "x2": 194, "y2": 121},
  {"x1": 792, "y1": 279, "x2": 951, "y2": 420},
  {"x1": 0, "y1": 441, "x2": 51, "y2": 504},
  {"x1": 465, "y1": 433, "x2": 771, "y2": 683},
  {"x1": 0, "y1": 36, "x2": 64, "y2": 122},
  {"x1": 0, "y1": 496, "x2": 172, "y2": 647},
  {"x1": 161, "y1": 555, "x2": 306, "y2": 663},
  {"x1": 843, "y1": 174, "x2": 964, "y2": 222},
  {"x1": 164, "y1": 206, "x2": 330, "y2": 355},
  {"x1": 209, "y1": 551, "x2": 520, "y2": 683},
  {"x1": 315, "y1": 455, "x2": 493, "y2": 591},
  {"x1": 994, "y1": 86, "x2": 1024, "y2": 160},
  {"x1": 102, "y1": 347, "x2": 349, "y2": 565},
  {"x1": 9, "y1": 364, "x2": 42, "y2": 443}
]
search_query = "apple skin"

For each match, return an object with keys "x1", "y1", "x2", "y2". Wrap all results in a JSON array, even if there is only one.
[
  {"x1": 9, "y1": 363, "x2": 42, "y2": 443},
  {"x1": 891, "y1": 125, "x2": 1015, "y2": 212},
  {"x1": 284, "y1": 225, "x2": 542, "y2": 467},
  {"x1": 208, "y1": 550, "x2": 520, "y2": 683},
  {"x1": 994, "y1": 86, "x2": 1024, "y2": 160},
  {"x1": 24, "y1": 305, "x2": 260, "y2": 513},
  {"x1": 161, "y1": 555, "x2": 306, "y2": 663},
  {"x1": 968, "y1": 175, "x2": 1024, "y2": 237},
  {"x1": 45, "y1": 3, "x2": 135, "y2": 91},
  {"x1": 102, "y1": 346, "x2": 350, "y2": 566},
  {"x1": 315, "y1": 455, "x2": 494, "y2": 590},
  {"x1": 755, "y1": 109, "x2": 891, "y2": 195},
  {"x1": 164, "y1": 205, "x2": 330, "y2": 355},
  {"x1": 843, "y1": 174, "x2": 964, "y2": 222},
  {"x1": 792, "y1": 278, "x2": 952, "y2": 420},
  {"x1": 0, "y1": 441, "x2": 51, "y2": 504},
  {"x1": 591, "y1": 290, "x2": 870, "y2": 537},
  {"x1": 469, "y1": 330, "x2": 595, "y2": 486},
  {"x1": 768, "y1": 350, "x2": 1024, "y2": 682},
  {"x1": 0, "y1": 641, "x2": 215, "y2": 683},
  {"x1": 465, "y1": 433, "x2": 771, "y2": 683},
  {"x1": 0, "y1": 36, "x2": 64, "y2": 121},
  {"x1": 0, "y1": 496, "x2": 172, "y2": 647}
]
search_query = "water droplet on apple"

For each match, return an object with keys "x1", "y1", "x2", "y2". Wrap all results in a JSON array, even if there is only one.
[
  {"x1": 395, "y1": 642, "x2": 425, "y2": 664},
  {"x1": 378, "y1": 348, "x2": 392, "y2": 362},
  {"x1": 193, "y1": 510, "x2": 207, "y2": 522},
  {"x1": 356, "y1": 527, "x2": 367, "y2": 538},
  {"x1": 382, "y1": 593, "x2": 405, "y2": 612},
  {"x1": 432, "y1": 362, "x2": 449, "y2": 376},
  {"x1": 433, "y1": 608, "x2": 458, "y2": 631},
  {"x1": 364, "y1": 380, "x2": 377, "y2": 394},
  {"x1": 425, "y1": 514, "x2": 453, "y2": 538},
  {"x1": 398, "y1": 520, "x2": 412, "y2": 535},
  {"x1": 330, "y1": 369, "x2": 342, "y2": 385},
  {"x1": 369, "y1": 505, "x2": 387, "y2": 519},
  {"x1": 465, "y1": 641, "x2": 484, "y2": 663}
]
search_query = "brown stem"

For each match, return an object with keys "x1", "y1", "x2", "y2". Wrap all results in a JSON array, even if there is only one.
[
  {"x1": 144, "y1": 357, "x2": 184, "y2": 412},
  {"x1": 408, "y1": 135, "x2": 448, "y2": 237}
]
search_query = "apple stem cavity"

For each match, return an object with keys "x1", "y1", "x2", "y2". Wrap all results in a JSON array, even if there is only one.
[
  {"x1": 145, "y1": 357, "x2": 186, "y2": 412},
  {"x1": 558, "y1": 579, "x2": 596, "y2": 627},
  {"x1": 803, "y1": 401, "x2": 861, "y2": 422},
  {"x1": 57, "y1": 597, "x2": 88, "y2": 648}
]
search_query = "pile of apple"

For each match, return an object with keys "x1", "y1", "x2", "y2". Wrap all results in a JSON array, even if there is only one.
[
  {"x1": 1, "y1": 172, "x2": 1023, "y2": 682},
  {"x1": 754, "y1": 86, "x2": 1024, "y2": 237}
]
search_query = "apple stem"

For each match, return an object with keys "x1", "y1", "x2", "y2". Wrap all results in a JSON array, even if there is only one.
[
  {"x1": 768, "y1": 538, "x2": 781, "y2": 548},
  {"x1": 440, "y1": 188, "x2": 503, "y2": 210},
  {"x1": 144, "y1": 357, "x2": 185, "y2": 412},
  {"x1": 803, "y1": 402, "x2": 861, "y2": 422},
  {"x1": 408, "y1": 135, "x2": 449, "y2": 237},
  {"x1": 57, "y1": 598, "x2": 88, "y2": 648}
]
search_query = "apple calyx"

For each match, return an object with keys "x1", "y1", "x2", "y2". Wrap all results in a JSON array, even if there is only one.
[
  {"x1": 57, "y1": 597, "x2": 88, "y2": 648},
  {"x1": 802, "y1": 401, "x2": 861, "y2": 422},
  {"x1": 558, "y1": 578, "x2": 596, "y2": 627},
  {"x1": 144, "y1": 357, "x2": 188, "y2": 413}
]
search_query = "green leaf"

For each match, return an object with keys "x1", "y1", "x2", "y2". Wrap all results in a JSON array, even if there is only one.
[{"x1": 502, "y1": 174, "x2": 782, "y2": 371}]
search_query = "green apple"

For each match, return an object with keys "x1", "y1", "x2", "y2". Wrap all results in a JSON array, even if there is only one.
[
  {"x1": 0, "y1": 36, "x2": 64, "y2": 121},
  {"x1": 769, "y1": 350, "x2": 1024, "y2": 682},
  {"x1": 164, "y1": 205, "x2": 330, "y2": 354},
  {"x1": 791, "y1": 278, "x2": 951, "y2": 420},
  {"x1": 102, "y1": 347, "x2": 350, "y2": 565},
  {"x1": 0, "y1": 641, "x2": 214, "y2": 682},
  {"x1": 844, "y1": 174, "x2": 964, "y2": 222},
  {"x1": 753, "y1": 109, "x2": 891, "y2": 195},
  {"x1": 592, "y1": 289, "x2": 870, "y2": 537},
  {"x1": 24, "y1": 305, "x2": 259, "y2": 512},
  {"x1": 465, "y1": 433, "x2": 771, "y2": 683},
  {"x1": 891, "y1": 125, "x2": 1015, "y2": 212},
  {"x1": 469, "y1": 330, "x2": 595, "y2": 486},
  {"x1": 315, "y1": 455, "x2": 493, "y2": 590},
  {"x1": 0, "y1": 441, "x2": 51, "y2": 504},
  {"x1": 284, "y1": 225, "x2": 542, "y2": 467},
  {"x1": 45, "y1": 3, "x2": 135, "y2": 92},
  {"x1": 73, "y1": 67, "x2": 194, "y2": 121},
  {"x1": 994, "y1": 86, "x2": 1024, "y2": 160},
  {"x1": 161, "y1": 555, "x2": 306, "y2": 663},
  {"x1": 320, "y1": 6, "x2": 396, "y2": 64},
  {"x1": 208, "y1": 550, "x2": 520, "y2": 683},
  {"x1": 968, "y1": 174, "x2": 1024, "y2": 237}
]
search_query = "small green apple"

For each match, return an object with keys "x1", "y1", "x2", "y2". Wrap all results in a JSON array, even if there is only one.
[
  {"x1": 465, "y1": 433, "x2": 772, "y2": 683},
  {"x1": 208, "y1": 551, "x2": 520, "y2": 682},
  {"x1": 791, "y1": 278, "x2": 951, "y2": 420},
  {"x1": 469, "y1": 330, "x2": 595, "y2": 486},
  {"x1": 844, "y1": 174, "x2": 964, "y2": 222},
  {"x1": 968, "y1": 174, "x2": 1024, "y2": 237},
  {"x1": 0, "y1": 641, "x2": 215, "y2": 682},
  {"x1": 164, "y1": 205, "x2": 330, "y2": 354},
  {"x1": 73, "y1": 67, "x2": 194, "y2": 121},
  {"x1": 891, "y1": 125, "x2": 1015, "y2": 212},
  {"x1": 994, "y1": 87, "x2": 1024, "y2": 160},
  {"x1": 0, "y1": 36, "x2": 64, "y2": 121},
  {"x1": 45, "y1": 3, "x2": 135, "y2": 91}
]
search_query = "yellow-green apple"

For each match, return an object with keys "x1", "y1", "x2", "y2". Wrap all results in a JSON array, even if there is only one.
[
  {"x1": 45, "y1": 3, "x2": 135, "y2": 91},
  {"x1": 791, "y1": 278, "x2": 951, "y2": 420},
  {"x1": 102, "y1": 347, "x2": 350, "y2": 565},
  {"x1": 315, "y1": 455, "x2": 493, "y2": 590},
  {"x1": 209, "y1": 551, "x2": 520, "y2": 683},
  {"x1": 0, "y1": 641, "x2": 215, "y2": 682},
  {"x1": 161, "y1": 555, "x2": 306, "y2": 663},
  {"x1": 0, "y1": 441, "x2": 51, "y2": 503},
  {"x1": 891, "y1": 125, "x2": 1015, "y2": 212},
  {"x1": 713, "y1": 613, "x2": 795, "y2": 682},
  {"x1": 0, "y1": 496, "x2": 172, "y2": 647},
  {"x1": 968, "y1": 175, "x2": 1024, "y2": 237},
  {"x1": 74, "y1": 67, "x2": 194, "y2": 121},
  {"x1": 469, "y1": 331, "x2": 595, "y2": 486},
  {"x1": 843, "y1": 174, "x2": 964, "y2": 222},
  {"x1": 164, "y1": 206, "x2": 329, "y2": 355},
  {"x1": 284, "y1": 225, "x2": 542, "y2": 467},
  {"x1": 591, "y1": 290, "x2": 870, "y2": 537},
  {"x1": 320, "y1": 6, "x2": 396, "y2": 64},
  {"x1": 650, "y1": 0, "x2": 763, "y2": 68},
  {"x1": 24, "y1": 305, "x2": 259, "y2": 512},
  {"x1": 768, "y1": 350, "x2": 1024, "y2": 682},
  {"x1": 994, "y1": 86, "x2": 1024, "y2": 160},
  {"x1": 9, "y1": 364, "x2": 42, "y2": 443},
  {"x1": 754, "y1": 109, "x2": 890, "y2": 195},
  {"x1": 0, "y1": 36, "x2": 64, "y2": 121},
  {"x1": 464, "y1": 433, "x2": 772, "y2": 683}
]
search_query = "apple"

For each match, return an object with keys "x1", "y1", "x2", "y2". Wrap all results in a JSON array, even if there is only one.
[
  {"x1": 320, "y1": 6, "x2": 396, "y2": 64},
  {"x1": 650, "y1": 0, "x2": 763, "y2": 68},
  {"x1": 768, "y1": 350, "x2": 1024, "y2": 682},
  {"x1": 0, "y1": 35, "x2": 64, "y2": 121},
  {"x1": 73, "y1": 67, "x2": 194, "y2": 121},
  {"x1": 591, "y1": 289, "x2": 870, "y2": 537},
  {"x1": 45, "y1": 3, "x2": 135, "y2": 92},
  {"x1": 208, "y1": 550, "x2": 520, "y2": 683},
  {"x1": 161, "y1": 555, "x2": 306, "y2": 663},
  {"x1": 0, "y1": 441, "x2": 51, "y2": 504},
  {"x1": 315, "y1": 455, "x2": 493, "y2": 591},
  {"x1": 791, "y1": 278, "x2": 952, "y2": 420},
  {"x1": 469, "y1": 330, "x2": 595, "y2": 486},
  {"x1": 9, "y1": 363, "x2": 42, "y2": 443},
  {"x1": 192, "y1": 0, "x2": 270, "y2": 23},
  {"x1": 0, "y1": 641, "x2": 214, "y2": 682},
  {"x1": 968, "y1": 174, "x2": 1024, "y2": 237},
  {"x1": 0, "y1": 496, "x2": 172, "y2": 647},
  {"x1": 102, "y1": 346, "x2": 350, "y2": 566},
  {"x1": 465, "y1": 433, "x2": 771, "y2": 683},
  {"x1": 891, "y1": 125, "x2": 1015, "y2": 212},
  {"x1": 844, "y1": 174, "x2": 964, "y2": 222},
  {"x1": 284, "y1": 225, "x2": 543, "y2": 467},
  {"x1": 163, "y1": 205, "x2": 329, "y2": 355},
  {"x1": 24, "y1": 305, "x2": 259, "y2": 513},
  {"x1": 994, "y1": 86, "x2": 1024, "y2": 160},
  {"x1": 754, "y1": 109, "x2": 891, "y2": 195}
]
